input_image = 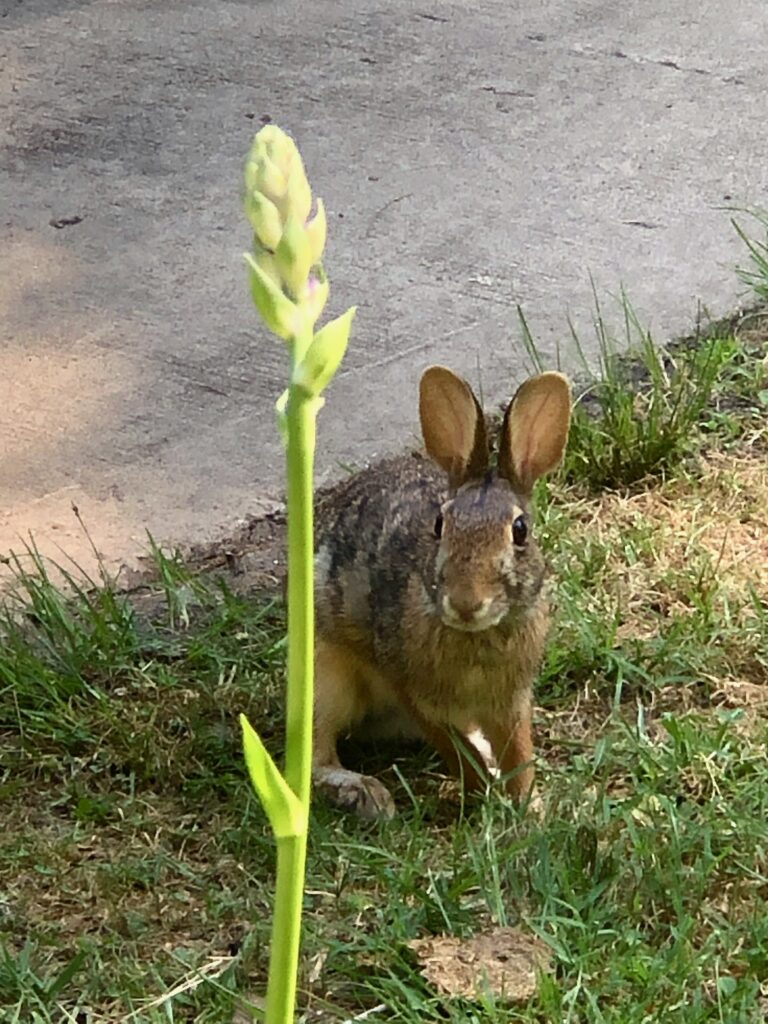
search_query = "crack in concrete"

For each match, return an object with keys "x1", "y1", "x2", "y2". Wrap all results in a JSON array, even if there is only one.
[
  {"x1": 572, "y1": 45, "x2": 745, "y2": 86},
  {"x1": 623, "y1": 219, "x2": 663, "y2": 230},
  {"x1": 482, "y1": 85, "x2": 535, "y2": 99},
  {"x1": 364, "y1": 193, "x2": 414, "y2": 240},
  {"x1": 339, "y1": 322, "x2": 481, "y2": 376}
]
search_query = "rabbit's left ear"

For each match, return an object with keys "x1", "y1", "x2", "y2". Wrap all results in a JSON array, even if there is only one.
[{"x1": 498, "y1": 373, "x2": 571, "y2": 495}]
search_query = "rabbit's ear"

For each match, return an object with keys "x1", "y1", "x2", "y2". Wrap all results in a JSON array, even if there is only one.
[
  {"x1": 419, "y1": 366, "x2": 489, "y2": 487},
  {"x1": 498, "y1": 372, "x2": 571, "y2": 494}
]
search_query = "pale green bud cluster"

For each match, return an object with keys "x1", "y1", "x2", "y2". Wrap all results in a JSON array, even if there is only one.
[
  {"x1": 244, "y1": 125, "x2": 329, "y2": 340},
  {"x1": 243, "y1": 124, "x2": 356, "y2": 407}
]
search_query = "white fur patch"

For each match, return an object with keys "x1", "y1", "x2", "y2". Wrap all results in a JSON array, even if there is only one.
[
  {"x1": 466, "y1": 728, "x2": 500, "y2": 778},
  {"x1": 314, "y1": 544, "x2": 332, "y2": 589}
]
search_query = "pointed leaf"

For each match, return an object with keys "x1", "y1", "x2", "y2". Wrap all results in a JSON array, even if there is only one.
[
  {"x1": 293, "y1": 307, "x2": 356, "y2": 396},
  {"x1": 240, "y1": 714, "x2": 307, "y2": 838}
]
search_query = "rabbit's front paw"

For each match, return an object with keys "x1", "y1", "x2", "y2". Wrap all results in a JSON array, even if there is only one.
[
  {"x1": 524, "y1": 790, "x2": 544, "y2": 820},
  {"x1": 314, "y1": 766, "x2": 396, "y2": 820}
]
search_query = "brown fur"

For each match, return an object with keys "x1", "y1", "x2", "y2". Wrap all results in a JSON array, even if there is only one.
[{"x1": 311, "y1": 368, "x2": 571, "y2": 818}]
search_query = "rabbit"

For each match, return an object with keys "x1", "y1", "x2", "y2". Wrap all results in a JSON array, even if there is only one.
[{"x1": 312, "y1": 365, "x2": 572, "y2": 819}]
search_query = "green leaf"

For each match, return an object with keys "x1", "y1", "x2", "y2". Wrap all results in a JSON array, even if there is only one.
[
  {"x1": 240, "y1": 714, "x2": 307, "y2": 838},
  {"x1": 45, "y1": 948, "x2": 89, "y2": 1000},
  {"x1": 245, "y1": 251, "x2": 296, "y2": 341},
  {"x1": 717, "y1": 975, "x2": 737, "y2": 998},
  {"x1": 293, "y1": 307, "x2": 357, "y2": 397}
]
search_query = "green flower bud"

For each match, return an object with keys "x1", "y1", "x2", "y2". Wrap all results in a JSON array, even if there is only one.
[
  {"x1": 281, "y1": 158, "x2": 312, "y2": 225},
  {"x1": 245, "y1": 191, "x2": 283, "y2": 251},
  {"x1": 255, "y1": 124, "x2": 295, "y2": 170},
  {"x1": 305, "y1": 198, "x2": 327, "y2": 266},
  {"x1": 246, "y1": 126, "x2": 312, "y2": 224},
  {"x1": 274, "y1": 215, "x2": 313, "y2": 300},
  {"x1": 252, "y1": 249, "x2": 284, "y2": 289},
  {"x1": 245, "y1": 251, "x2": 297, "y2": 341},
  {"x1": 247, "y1": 155, "x2": 287, "y2": 207},
  {"x1": 300, "y1": 271, "x2": 329, "y2": 328},
  {"x1": 244, "y1": 125, "x2": 337, "y2": 345}
]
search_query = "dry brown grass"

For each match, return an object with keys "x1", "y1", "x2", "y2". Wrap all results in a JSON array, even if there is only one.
[{"x1": 560, "y1": 451, "x2": 767, "y2": 657}]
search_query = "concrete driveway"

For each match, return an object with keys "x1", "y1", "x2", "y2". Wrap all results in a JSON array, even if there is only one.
[{"x1": 1, "y1": 0, "x2": 766, "y2": 578}]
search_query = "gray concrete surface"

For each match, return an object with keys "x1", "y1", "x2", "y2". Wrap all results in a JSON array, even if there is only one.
[{"x1": 1, "y1": 0, "x2": 766, "y2": 579}]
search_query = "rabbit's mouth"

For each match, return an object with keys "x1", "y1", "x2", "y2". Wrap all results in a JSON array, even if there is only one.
[
  {"x1": 443, "y1": 617, "x2": 503, "y2": 634},
  {"x1": 440, "y1": 595, "x2": 506, "y2": 633}
]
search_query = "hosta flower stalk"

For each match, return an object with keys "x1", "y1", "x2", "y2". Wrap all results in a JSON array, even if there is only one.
[{"x1": 240, "y1": 125, "x2": 355, "y2": 1023}]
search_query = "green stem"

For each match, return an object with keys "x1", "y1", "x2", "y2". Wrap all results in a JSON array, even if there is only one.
[
  {"x1": 265, "y1": 835, "x2": 308, "y2": 1023},
  {"x1": 264, "y1": 334, "x2": 316, "y2": 1023}
]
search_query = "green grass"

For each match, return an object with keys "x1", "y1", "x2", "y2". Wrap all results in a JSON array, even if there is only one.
[
  {"x1": 2, "y1": 410, "x2": 767, "y2": 1022},
  {"x1": 2, "y1": 227, "x2": 768, "y2": 1021},
  {"x1": 1, "y1": 534, "x2": 767, "y2": 1023},
  {"x1": 734, "y1": 209, "x2": 768, "y2": 305}
]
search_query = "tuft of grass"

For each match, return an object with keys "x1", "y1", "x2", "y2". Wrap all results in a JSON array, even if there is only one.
[
  {"x1": 541, "y1": 290, "x2": 740, "y2": 492},
  {"x1": 1, "y1": 542, "x2": 290, "y2": 1022},
  {"x1": 564, "y1": 323, "x2": 736, "y2": 492},
  {"x1": 734, "y1": 208, "x2": 768, "y2": 303},
  {"x1": 521, "y1": 278, "x2": 767, "y2": 496},
  {"x1": 0, "y1": 540, "x2": 286, "y2": 790}
]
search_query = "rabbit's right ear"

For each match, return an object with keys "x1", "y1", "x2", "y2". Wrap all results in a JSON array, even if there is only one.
[
  {"x1": 498, "y1": 372, "x2": 571, "y2": 495},
  {"x1": 419, "y1": 366, "x2": 488, "y2": 488}
]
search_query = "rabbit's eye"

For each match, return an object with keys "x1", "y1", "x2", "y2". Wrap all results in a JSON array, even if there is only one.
[
  {"x1": 434, "y1": 514, "x2": 444, "y2": 539},
  {"x1": 512, "y1": 515, "x2": 527, "y2": 546}
]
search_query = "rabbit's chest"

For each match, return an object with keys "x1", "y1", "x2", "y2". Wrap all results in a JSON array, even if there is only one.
[
  {"x1": 395, "y1": 596, "x2": 550, "y2": 723},
  {"x1": 409, "y1": 640, "x2": 528, "y2": 723}
]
